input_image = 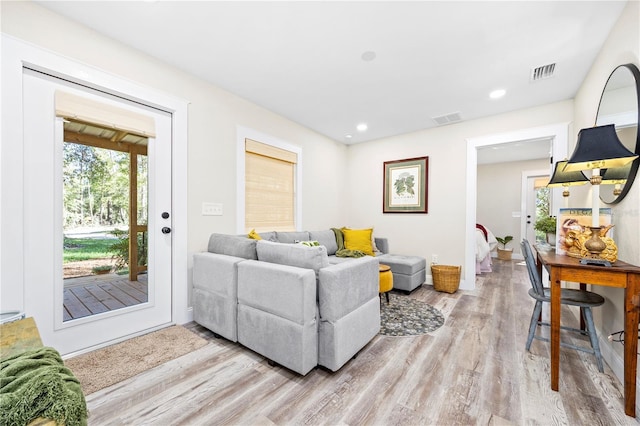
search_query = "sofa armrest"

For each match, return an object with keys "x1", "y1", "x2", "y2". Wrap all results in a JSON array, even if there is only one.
[
  {"x1": 193, "y1": 252, "x2": 246, "y2": 297},
  {"x1": 318, "y1": 256, "x2": 379, "y2": 321},
  {"x1": 375, "y1": 237, "x2": 389, "y2": 254},
  {"x1": 237, "y1": 260, "x2": 317, "y2": 324}
]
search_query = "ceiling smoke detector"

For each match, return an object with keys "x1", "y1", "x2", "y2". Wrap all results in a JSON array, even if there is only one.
[
  {"x1": 432, "y1": 112, "x2": 462, "y2": 126},
  {"x1": 531, "y1": 63, "x2": 556, "y2": 81}
]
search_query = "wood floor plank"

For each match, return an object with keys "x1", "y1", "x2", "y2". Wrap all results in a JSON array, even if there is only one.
[
  {"x1": 111, "y1": 280, "x2": 148, "y2": 302},
  {"x1": 63, "y1": 288, "x2": 92, "y2": 319},
  {"x1": 97, "y1": 282, "x2": 144, "y2": 306},
  {"x1": 81, "y1": 258, "x2": 640, "y2": 425},
  {"x1": 70, "y1": 286, "x2": 110, "y2": 316},
  {"x1": 82, "y1": 284, "x2": 126, "y2": 311}
]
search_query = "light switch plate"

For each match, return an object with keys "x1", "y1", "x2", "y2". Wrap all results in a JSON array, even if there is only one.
[{"x1": 202, "y1": 202, "x2": 223, "y2": 216}]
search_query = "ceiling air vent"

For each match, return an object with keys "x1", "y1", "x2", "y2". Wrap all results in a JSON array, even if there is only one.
[
  {"x1": 432, "y1": 112, "x2": 462, "y2": 126},
  {"x1": 531, "y1": 63, "x2": 556, "y2": 81}
]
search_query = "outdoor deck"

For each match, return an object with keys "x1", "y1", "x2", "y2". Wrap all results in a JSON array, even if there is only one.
[{"x1": 63, "y1": 274, "x2": 148, "y2": 321}]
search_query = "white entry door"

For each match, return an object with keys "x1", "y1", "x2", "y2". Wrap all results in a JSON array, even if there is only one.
[{"x1": 22, "y1": 68, "x2": 173, "y2": 355}]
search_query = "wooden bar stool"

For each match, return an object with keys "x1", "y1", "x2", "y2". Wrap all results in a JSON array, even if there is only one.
[{"x1": 379, "y1": 264, "x2": 393, "y2": 304}]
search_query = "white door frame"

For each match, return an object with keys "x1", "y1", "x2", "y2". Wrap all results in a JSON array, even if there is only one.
[
  {"x1": 1, "y1": 35, "x2": 190, "y2": 335},
  {"x1": 464, "y1": 123, "x2": 569, "y2": 291}
]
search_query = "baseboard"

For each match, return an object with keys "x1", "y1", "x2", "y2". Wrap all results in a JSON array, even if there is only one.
[
  {"x1": 598, "y1": 330, "x2": 640, "y2": 412},
  {"x1": 179, "y1": 306, "x2": 194, "y2": 325}
]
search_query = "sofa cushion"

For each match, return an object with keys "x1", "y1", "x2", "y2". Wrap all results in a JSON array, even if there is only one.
[
  {"x1": 256, "y1": 240, "x2": 329, "y2": 273},
  {"x1": 377, "y1": 254, "x2": 426, "y2": 275},
  {"x1": 258, "y1": 231, "x2": 278, "y2": 242},
  {"x1": 207, "y1": 233, "x2": 258, "y2": 260},
  {"x1": 342, "y1": 228, "x2": 374, "y2": 256},
  {"x1": 309, "y1": 230, "x2": 338, "y2": 255},
  {"x1": 275, "y1": 231, "x2": 310, "y2": 244}
]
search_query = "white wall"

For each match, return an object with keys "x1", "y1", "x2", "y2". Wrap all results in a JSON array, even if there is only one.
[
  {"x1": 0, "y1": 1, "x2": 348, "y2": 315},
  {"x1": 478, "y1": 158, "x2": 549, "y2": 256},
  {"x1": 345, "y1": 101, "x2": 573, "y2": 282},
  {"x1": 571, "y1": 0, "x2": 640, "y2": 378}
]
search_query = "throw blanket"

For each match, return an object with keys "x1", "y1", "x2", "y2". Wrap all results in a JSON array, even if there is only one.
[
  {"x1": 0, "y1": 347, "x2": 88, "y2": 426},
  {"x1": 331, "y1": 227, "x2": 367, "y2": 258}
]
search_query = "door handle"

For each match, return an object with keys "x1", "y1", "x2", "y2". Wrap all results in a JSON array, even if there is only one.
[{"x1": 161, "y1": 227, "x2": 171, "y2": 234}]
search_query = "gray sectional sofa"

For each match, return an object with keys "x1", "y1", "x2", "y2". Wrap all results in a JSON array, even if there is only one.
[
  {"x1": 193, "y1": 230, "x2": 382, "y2": 375},
  {"x1": 192, "y1": 229, "x2": 426, "y2": 375}
]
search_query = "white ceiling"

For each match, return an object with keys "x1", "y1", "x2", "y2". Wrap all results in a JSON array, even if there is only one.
[{"x1": 37, "y1": 1, "x2": 627, "y2": 149}]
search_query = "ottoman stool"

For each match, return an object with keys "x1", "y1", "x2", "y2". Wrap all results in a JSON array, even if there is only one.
[
  {"x1": 377, "y1": 254, "x2": 426, "y2": 293},
  {"x1": 379, "y1": 264, "x2": 393, "y2": 304}
]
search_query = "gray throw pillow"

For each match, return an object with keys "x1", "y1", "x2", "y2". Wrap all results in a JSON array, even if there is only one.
[{"x1": 309, "y1": 230, "x2": 338, "y2": 255}]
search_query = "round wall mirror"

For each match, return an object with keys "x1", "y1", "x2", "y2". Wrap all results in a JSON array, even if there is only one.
[{"x1": 596, "y1": 63, "x2": 640, "y2": 204}]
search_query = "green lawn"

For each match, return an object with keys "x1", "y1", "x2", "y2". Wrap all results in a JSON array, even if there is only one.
[{"x1": 63, "y1": 237, "x2": 115, "y2": 263}]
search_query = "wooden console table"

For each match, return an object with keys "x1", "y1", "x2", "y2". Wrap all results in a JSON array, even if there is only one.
[{"x1": 536, "y1": 250, "x2": 640, "y2": 417}]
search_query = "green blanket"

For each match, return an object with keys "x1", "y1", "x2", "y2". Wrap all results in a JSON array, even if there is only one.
[
  {"x1": 0, "y1": 347, "x2": 87, "y2": 426},
  {"x1": 331, "y1": 227, "x2": 367, "y2": 258}
]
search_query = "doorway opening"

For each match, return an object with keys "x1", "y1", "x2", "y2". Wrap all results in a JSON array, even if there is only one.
[
  {"x1": 465, "y1": 123, "x2": 569, "y2": 291},
  {"x1": 62, "y1": 120, "x2": 149, "y2": 321}
]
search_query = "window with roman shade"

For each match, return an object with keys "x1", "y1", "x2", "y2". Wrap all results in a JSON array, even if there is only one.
[{"x1": 245, "y1": 138, "x2": 298, "y2": 232}]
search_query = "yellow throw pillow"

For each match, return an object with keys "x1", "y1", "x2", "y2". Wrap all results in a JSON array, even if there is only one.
[
  {"x1": 342, "y1": 228, "x2": 374, "y2": 256},
  {"x1": 247, "y1": 229, "x2": 262, "y2": 240}
]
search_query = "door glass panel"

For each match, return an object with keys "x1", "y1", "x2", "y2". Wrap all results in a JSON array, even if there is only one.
[
  {"x1": 62, "y1": 136, "x2": 149, "y2": 322},
  {"x1": 535, "y1": 186, "x2": 550, "y2": 243}
]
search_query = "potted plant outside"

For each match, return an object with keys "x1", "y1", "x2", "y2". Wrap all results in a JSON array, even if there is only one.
[
  {"x1": 92, "y1": 265, "x2": 112, "y2": 275},
  {"x1": 495, "y1": 235, "x2": 514, "y2": 260},
  {"x1": 534, "y1": 216, "x2": 557, "y2": 245}
]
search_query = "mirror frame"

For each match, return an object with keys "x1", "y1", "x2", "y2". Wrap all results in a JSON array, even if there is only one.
[{"x1": 596, "y1": 63, "x2": 640, "y2": 204}]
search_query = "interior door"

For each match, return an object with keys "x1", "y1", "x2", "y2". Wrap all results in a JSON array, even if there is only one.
[
  {"x1": 22, "y1": 68, "x2": 173, "y2": 355},
  {"x1": 525, "y1": 176, "x2": 539, "y2": 243}
]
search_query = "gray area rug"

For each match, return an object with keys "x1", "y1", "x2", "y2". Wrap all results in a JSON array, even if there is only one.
[{"x1": 380, "y1": 293, "x2": 445, "y2": 336}]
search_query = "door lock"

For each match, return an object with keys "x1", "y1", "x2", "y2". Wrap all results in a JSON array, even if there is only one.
[{"x1": 161, "y1": 227, "x2": 171, "y2": 234}]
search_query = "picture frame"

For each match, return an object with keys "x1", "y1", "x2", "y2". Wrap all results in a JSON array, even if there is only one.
[{"x1": 383, "y1": 156, "x2": 429, "y2": 213}]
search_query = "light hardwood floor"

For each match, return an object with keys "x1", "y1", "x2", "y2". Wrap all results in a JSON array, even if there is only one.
[{"x1": 84, "y1": 259, "x2": 639, "y2": 425}]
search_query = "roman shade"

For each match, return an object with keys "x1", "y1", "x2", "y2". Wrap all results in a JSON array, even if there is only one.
[{"x1": 245, "y1": 138, "x2": 297, "y2": 232}]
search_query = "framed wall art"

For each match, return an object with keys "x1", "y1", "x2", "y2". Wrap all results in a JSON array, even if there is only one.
[{"x1": 383, "y1": 156, "x2": 429, "y2": 213}]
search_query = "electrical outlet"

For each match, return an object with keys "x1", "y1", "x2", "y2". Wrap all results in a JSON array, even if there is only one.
[
  {"x1": 432, "y1": 254, "x2": 438, "y2": 264},
  {"x1": 202, "y1": 202, "x2": 223, "y2": 216}
]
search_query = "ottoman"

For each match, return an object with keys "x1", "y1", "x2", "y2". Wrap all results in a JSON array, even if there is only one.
[
  {"x1": 377, "y1": 254, "x2": 426, "y2": 293},
  {"x1": 379, "y1": 264, "x2": 393, "y2": 304}
]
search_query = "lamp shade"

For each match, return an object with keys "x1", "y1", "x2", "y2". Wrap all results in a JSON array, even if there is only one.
[
  {"x1": 547, "y1": 160, "x2": 589, "y2": 187},
  {"x1": 600, "y1": 163, "x2": 632, "y2": 184},
  {"x1": 564, "y1": 124, "x2": 638, "y2": 172}
]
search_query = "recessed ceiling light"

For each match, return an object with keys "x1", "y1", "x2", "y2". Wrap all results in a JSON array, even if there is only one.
[
  {"x1": 356, "y1": 123, "x2": 368, "y2": 132},
  {"x1": 345, "y1": 134, "x2": 353, "y2": 139},
  {"x1": 489, "y1": 89, "x2": 506, "y2": 99},
  {"x1": 361, "y1": 51, "x2": 377, "y2": 62}
]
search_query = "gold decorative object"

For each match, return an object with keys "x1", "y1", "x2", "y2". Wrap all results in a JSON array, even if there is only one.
[{"x1": 563, "y1": 225, "x2": 617, "y2": 263}]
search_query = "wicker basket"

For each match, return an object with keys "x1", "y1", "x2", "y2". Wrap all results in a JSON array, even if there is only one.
[{"x1": 431, "y1": 264, "x2": 461, "y2": 293}]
